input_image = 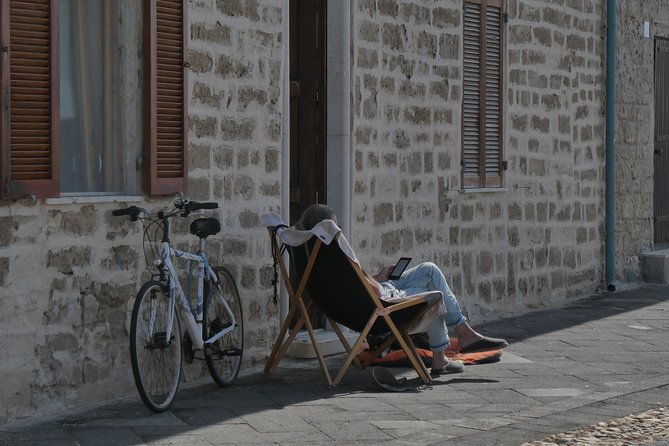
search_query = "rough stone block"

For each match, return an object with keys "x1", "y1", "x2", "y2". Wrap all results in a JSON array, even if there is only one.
[
  {"x1": 47, "y1": 246, "x2": 92, "y2": 273},
  {"x1": 60, "y1": 206, "x2": 96, "y2": 236},
  {"x1": 378, "y1": 0, "x2": 398, "y2": 17},
  {"x1": 382, "y1": 23, "x2": 406, "y2": 50},
  {"x1": 433, "y1": 7, "x2": 459, "y2": 28},
  {"x1": 187, "y1": 49, "x2": 213, "y2": 73},
  {"x1": 221, "y1": 117, "x2": 256, "y2": 141},
  {"x1": 358, "y1": 20, "x2": 379, "y2": 42},
  {"x1": 191, "y1": 115, "x2": 217, "y2": 139},
  {"x1": 191, "y1": 22, "x2": 232, "y2": 45},
  {"x1": 640, "y1": 250, "x2": 669, "y2": 284}
]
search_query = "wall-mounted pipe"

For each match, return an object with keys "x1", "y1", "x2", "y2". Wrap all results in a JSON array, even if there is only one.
[{"x1": 605, "y1": 0, "x2": 616, "y2": 292}]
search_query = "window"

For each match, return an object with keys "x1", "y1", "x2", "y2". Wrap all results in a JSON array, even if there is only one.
[
  {"x1": 0, "y1": 0, "x2": 187, "y2": 199},
  {"x1": 462, "y1": 0, "x2": 504, "y2": 189},
  {"x1": 60, "y1": 0, "x2": 120, "y2": 193}
]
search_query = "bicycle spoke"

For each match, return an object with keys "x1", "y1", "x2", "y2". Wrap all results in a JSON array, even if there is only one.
[
  {"x1": 130, "y1": 282, "x2": 181, "y2": 412},
  {"x1": 204, "y1": 267, "x2": 243, "y2": 386}
]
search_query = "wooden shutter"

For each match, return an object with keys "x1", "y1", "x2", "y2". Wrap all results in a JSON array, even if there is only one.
[
  {"x1": 462, "y1": 0, "x2": 504, "y2": 189},
  {"x1": 1, "y1": 0, "x2": 59, "y2": 199},
  {"x1": 483, "y1": 1, "x2": 502, "y2": 187},
  {"x1": 462, "y1": 1, "x2": 482, "y2": 187},
  {"x1": 145, "y1": 0, "x2": 187, "y2": 195}
]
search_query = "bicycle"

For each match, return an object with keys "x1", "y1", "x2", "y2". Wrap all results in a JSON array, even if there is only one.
[{"x1": 113, "y1": 197, "x2": 243, "y2": 412}]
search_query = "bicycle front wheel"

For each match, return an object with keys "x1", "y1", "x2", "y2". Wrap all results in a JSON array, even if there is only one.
[
  {"x1": 204, "y1": 266, "x2": 244, "y2": 386},
  {"x1": 130, "y1": 280, "x2": 182, "y2": 412}
]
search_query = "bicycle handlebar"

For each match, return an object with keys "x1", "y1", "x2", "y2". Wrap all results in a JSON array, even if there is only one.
[
  {"x1": 180, "y1": 201, "x2": 218, "y2": 216},
  {"x1": 112, "y1": 206, "x2": 141, "y2": 220},
  {"x1": 112, "y1": 200, "x2": 219, "y2": 220}
]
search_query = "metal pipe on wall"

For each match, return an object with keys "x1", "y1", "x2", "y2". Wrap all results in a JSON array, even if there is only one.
[
  {"x1": 280, "y1": 0, "x2": 291, "y2": 323},
  {"x1": 605, "y1": 0, "x2": 616, "y2": 291}
]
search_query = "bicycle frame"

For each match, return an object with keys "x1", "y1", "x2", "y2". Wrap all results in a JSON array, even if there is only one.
[{"x1": 158, "y1": 239, "x2": 237, "y2": 351}]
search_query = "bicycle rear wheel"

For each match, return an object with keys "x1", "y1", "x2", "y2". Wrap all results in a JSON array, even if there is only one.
[
  {"x1": 204, "y1": 266, "x2": 244, "y2": 386},
  {"x1": 130, "y1": 280, "x2": 182, "y2": 412}
]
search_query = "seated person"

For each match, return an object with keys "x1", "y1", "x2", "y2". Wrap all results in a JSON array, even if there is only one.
[{"x1": 296, "y1": 204, "x2": 508, "y2": 375}]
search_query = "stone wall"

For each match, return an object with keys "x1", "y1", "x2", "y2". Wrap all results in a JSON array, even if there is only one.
[
  {"x1": 350, "y1": 0, "x2": 606, "y2": 323},
  {"x1": 0, "y1": 0, "x2": 284, "y2": 424},
  {"x1": 187, "y1": 0, "x2": 284, "y2": 361},
  {"x1": 615, "y1": 1, "x2": 669, "y2": 280}
]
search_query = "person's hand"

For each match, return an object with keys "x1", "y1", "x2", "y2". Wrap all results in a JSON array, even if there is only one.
[{"x1": 374, "y1": 265, "x2": 394, "y2": 282}]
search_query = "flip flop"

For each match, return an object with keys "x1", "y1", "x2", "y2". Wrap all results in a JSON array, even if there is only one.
[
  {"x1": 430, "y1": 359, "x2": 464, "y2": 375},
  {"x1": 459, "y1": 337, "x2": 509, "y2": 353},
  {"x1": 370, "y1": 367, "x2": 423, "y2": 392}
]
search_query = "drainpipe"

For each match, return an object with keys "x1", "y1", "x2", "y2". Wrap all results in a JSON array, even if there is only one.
[
  {"x1": 605, "y1": 0, "x2": 616, "y2": 292},
  {"x1": 280, "y1": 0, "x2": 290, "y2": 323}
]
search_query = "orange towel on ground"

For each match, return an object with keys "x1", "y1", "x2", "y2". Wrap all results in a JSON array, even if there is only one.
[{"x1": 357, "y1": 338, "x2": 502, "y2": 367}]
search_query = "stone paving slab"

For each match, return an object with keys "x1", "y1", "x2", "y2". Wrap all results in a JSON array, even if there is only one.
[{"x1": 1, "y1": 284, "x2": 668, "y2": 446}]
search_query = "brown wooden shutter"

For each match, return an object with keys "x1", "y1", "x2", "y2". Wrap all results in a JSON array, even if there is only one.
[
  {"x1": 1, "y1": 0, "x2": 59, "y2": 199},
  {"x1": 462, "y1": 0, "x2": 504, "y2": 189},
  {"x1": 145, "y1": 0, "x2": 187, "y2": 195},
  {"x1": 462, "y1": 1, "x2": 482, "y2": 187},
  {"x1": 483, "y1": 1, "x2": 502, "y2": 187}
]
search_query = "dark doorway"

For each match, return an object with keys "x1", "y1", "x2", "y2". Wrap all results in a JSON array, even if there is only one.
[
  {"x1": 655, "y1": 38, "x2": 669, "y2": 245},
  {"x1": 289, "y1": 0, "x2": 327, "y2": 225},
  {"x1": 290, "y1": 0, "x2": 327, "y2": 329}
]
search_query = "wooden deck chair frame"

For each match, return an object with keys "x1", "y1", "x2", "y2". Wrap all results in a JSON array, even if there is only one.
[{"x1": 264, "y1": 227, "x2": 437, "y2": 387}]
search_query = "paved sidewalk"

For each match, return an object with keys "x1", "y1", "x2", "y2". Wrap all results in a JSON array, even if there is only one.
[{"x1": 2, "y1": 284, "x2": 669, "y2": 446}]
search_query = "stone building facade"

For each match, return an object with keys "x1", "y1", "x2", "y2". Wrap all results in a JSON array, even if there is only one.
[
  {"x1": 614, "y1": 1, "x2": 669, "y2": 280},
  {"x1": 350, "y1": 0, "x2": 605, "y2": 321},
  {"x1": 0, "y1": 0, "x2": 665, "y2": 425}
]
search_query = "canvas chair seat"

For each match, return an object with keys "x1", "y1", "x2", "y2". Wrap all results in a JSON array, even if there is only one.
[{"x1": 260, "y1": 212, "x2": 442, "y2": 387}]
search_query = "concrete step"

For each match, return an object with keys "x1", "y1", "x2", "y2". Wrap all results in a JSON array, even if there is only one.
[
  {"x1": 287, "y1": 328, "x2": 360, "y2": 359},
  {"x1": 640, "y1": 248, "x2": 669, "y2": 284}
]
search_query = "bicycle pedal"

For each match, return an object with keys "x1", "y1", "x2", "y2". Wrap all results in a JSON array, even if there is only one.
[{"x1": 222, "y1": 348, "x2": 242, "y2": 357}]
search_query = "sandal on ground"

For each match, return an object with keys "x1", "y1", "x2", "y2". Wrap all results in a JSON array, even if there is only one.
[
  {"x1": 459, "y1": 336, "x2": 509, "y2": 353},
  {"x1": 430, "y1": 359, "x2": 464, "y2": 375}
]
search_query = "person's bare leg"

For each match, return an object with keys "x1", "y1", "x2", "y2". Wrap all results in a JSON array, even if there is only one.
[
  {"x1": 430, "y1": 349, "x2": 464, "y2": 374},
  {"x1": 454, "y1": 322, "x2": 484, "y2": 349},
  {"x1": 431, "y1": 350, "x2": 447, "y2": 371}
]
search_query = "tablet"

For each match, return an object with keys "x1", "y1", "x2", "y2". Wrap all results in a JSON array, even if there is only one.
[{"x1": 389, "y1": 257, "x2": 411, "y2": 280}]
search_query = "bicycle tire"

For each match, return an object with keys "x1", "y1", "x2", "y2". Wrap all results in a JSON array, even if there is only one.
[
  {"x1": 130, "y1": 280, "x2": 182, "y2": 412},
  {"x1": 204, "y1": 266, "x2": 244, "y2": 386}
]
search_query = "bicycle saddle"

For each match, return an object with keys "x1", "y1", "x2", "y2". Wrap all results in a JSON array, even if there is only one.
[{"x1": 190, "y1": 218, "x2": 221, "y2": 238}]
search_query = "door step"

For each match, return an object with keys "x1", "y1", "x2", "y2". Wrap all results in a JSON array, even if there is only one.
[
  {"x1": 640, "y1": 249, "x2": 669, "y2": 284},
  {"x1": 287, "y1": 329, "x2": 359, "y2": 359}
]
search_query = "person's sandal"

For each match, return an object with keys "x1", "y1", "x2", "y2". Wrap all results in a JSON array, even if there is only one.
[
  {"x1": 459, "y1": 337, "x2": 508, "y2": 353},
  {"x1": 430, "y1": 359, "x2": 464, "y2": 375}
]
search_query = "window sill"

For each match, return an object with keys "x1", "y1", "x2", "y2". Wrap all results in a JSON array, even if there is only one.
[
  {"x1": 45, "y1": 195, "x2": 144, "y2": 205},
  {"x1": 460, "y1": 187, "x2": 508, "y2": 194}
]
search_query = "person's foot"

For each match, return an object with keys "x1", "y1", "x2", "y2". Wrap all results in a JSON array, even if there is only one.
[
  {"x1": 459, "y1": 336, "x2": 508, "y2": 353},
  {"x1": 431, "y1": 358, "x2": 464, "y2": 375}
]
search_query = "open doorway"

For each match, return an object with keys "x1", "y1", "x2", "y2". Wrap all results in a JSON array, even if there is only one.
[
  {"x1": 289, "y1": 0, "x2": 327, "y2": 225},
  {"x1": 289, "y1": 0, "x2": 327, "y2": 329}
]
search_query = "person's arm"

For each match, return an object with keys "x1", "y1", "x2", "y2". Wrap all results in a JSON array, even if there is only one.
[
  {"x1": 373, "y1": 265, "x2": 393, "y2": 282},
  {"x1": 362, "y1": 265, "x2": 394, "y2": 298},
  {"x1": 363, "y1": 271, "x2": 383, "y2": 298}
]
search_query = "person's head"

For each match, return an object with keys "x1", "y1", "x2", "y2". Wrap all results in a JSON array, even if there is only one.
[{"x1": 295, "y1": 204, "x2": 337, "y2": 230}]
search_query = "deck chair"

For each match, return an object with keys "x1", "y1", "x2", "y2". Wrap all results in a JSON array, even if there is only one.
[{"x1": 260, "y1": 213, "x2": 443, "y2": 387}]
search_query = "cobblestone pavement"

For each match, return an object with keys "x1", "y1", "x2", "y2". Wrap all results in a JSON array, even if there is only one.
[
  {"x1": 522, "y1": 407, "x2": 669, "y2": 445},
  {"x1": 1, "y1": 284, "x2": 668, "y2": 445}
]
